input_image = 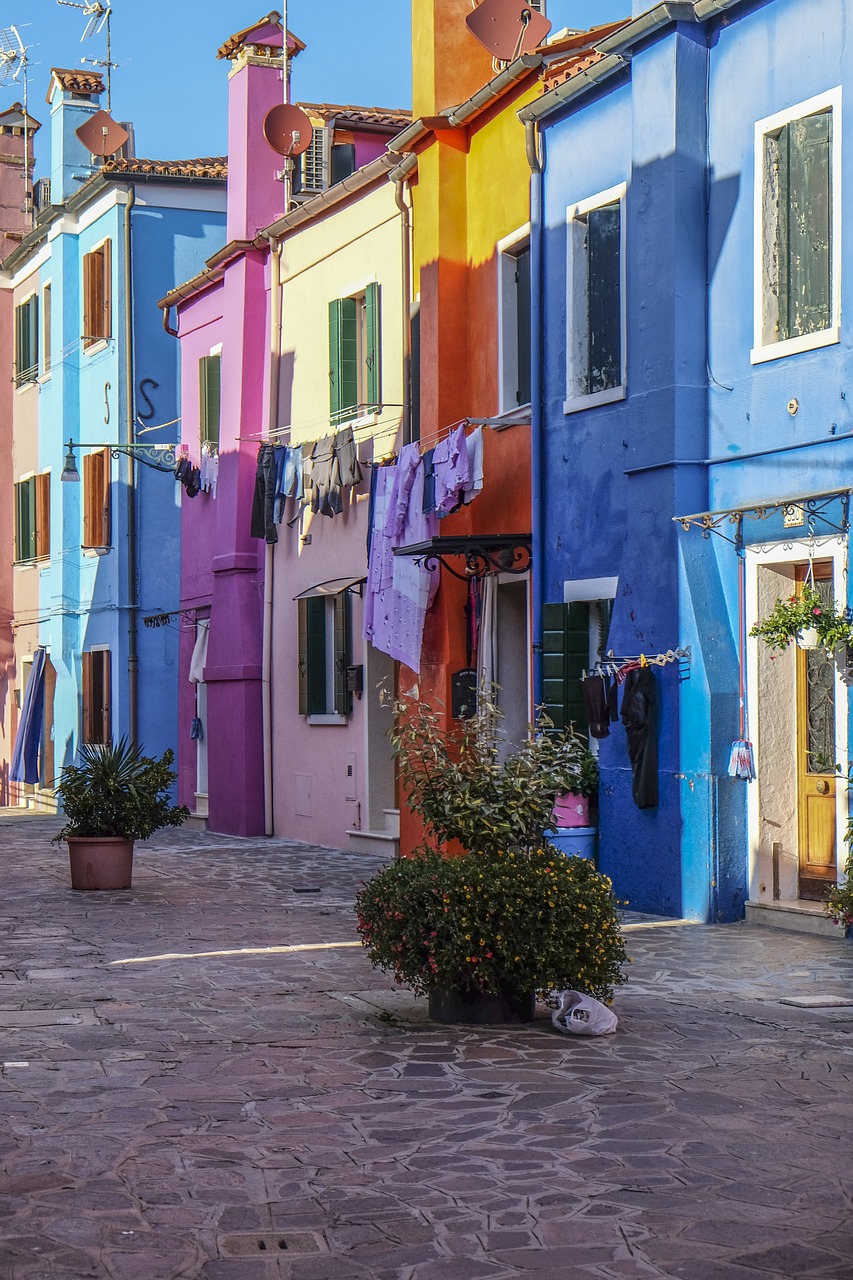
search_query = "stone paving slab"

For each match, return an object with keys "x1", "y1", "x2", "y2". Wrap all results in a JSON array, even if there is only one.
[{"x1": 0, "y1": 814, "x2": 852, "y2": 1279}]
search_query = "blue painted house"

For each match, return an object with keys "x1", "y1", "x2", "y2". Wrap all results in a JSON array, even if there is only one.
[
  {"x1": 1, "y1": 68, "x2": 225, "y2": 802},
  {"x1": 523, "y1": 0, "x2": 852, "y2": 928}
]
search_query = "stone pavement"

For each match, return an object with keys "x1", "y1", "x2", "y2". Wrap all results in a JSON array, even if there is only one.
[{"x1": 1, "y1": 815, "x2": 852, "y2": 1280}]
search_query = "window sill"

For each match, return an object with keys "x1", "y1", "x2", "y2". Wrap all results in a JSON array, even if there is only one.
[
  {"x1": 564, "y1": 384, "x2": 626, "y2": 415},
  {"x1": 306, "y1": 713, "x2": 348, "y2": 726},
  {"x1": 750, "y1": 326, "x2": 840, "y2": 365},
  {"x1": 37, "y1": 372, "x2": 52, "y2": 385},
  {"x1": 13, "y1": 558, "x2": 47, "y2": 570},
  {"x1": 82, "y1": 338, "x2": 110, "y2": 357},
  {"x1": 14, "y1": 380, "x2": 38, "y2": 394},
  {"x1": 81, "y1": 546, "x2": 111, "y2": 557}
]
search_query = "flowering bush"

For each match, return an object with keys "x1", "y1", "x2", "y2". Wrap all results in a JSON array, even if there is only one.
[
  {"x1": 750, "y1": 583, "x2": 853, "y2": 653},
  {"x1": 355, "y1": 846, "x2": 628, "y2": 1003},
  {"x1": 824, "y1": 849, "x2": 853, "y2": 934}
]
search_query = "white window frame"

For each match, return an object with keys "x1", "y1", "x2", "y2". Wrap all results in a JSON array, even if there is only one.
[
  {"x1": 564, "y1": 182, "x2": 627, "y2": 415},
  {"x1": 497, "y1": 222, "x2": 531, "y2": 417},
  {"x1": 751, "y1": 87, "x2": 842, "y2": 366}
]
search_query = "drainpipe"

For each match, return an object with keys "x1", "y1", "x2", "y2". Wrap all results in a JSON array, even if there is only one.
[
  {"x1": 526, "y1": 120, "x2": 545, "y2": 706},
  {"x1": 393, "y1": 175, "x2": 412, "y2": 442},
  {"x1": 262, "y1": 237, "x2": 283, "y2": 836},
  {"x1": 124, "y1": 185, "x2": 138, "y2": 746}
]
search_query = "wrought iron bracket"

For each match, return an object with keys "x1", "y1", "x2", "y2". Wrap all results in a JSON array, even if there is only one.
[{"x1": 393, "y1": 534, "x2": 532, "y2": 581}]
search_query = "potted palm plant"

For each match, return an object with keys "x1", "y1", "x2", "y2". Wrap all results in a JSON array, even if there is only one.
[{"x1": 53, "y1": 739, "x2": 189, "y2": 890}]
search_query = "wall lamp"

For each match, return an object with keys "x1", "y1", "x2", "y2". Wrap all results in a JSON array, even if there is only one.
[{"x1": 60, "y1": 439, "x2": 179, "y2": 481}]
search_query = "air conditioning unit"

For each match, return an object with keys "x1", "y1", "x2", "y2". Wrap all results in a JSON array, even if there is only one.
[
  {"x1": 529, "y1": 0, "x2": 546, "y2": 12},
  {"x1": 33, "y1": 177, "x2": 51, "y2": 215}
]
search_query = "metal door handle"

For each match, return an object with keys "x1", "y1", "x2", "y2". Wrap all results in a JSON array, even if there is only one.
[{"x1": 816, "y1": 779, "x2": 829, "y2": 794}]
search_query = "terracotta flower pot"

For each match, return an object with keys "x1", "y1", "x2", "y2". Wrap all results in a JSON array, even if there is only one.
[
  {"x1": 67, "y1": 836, "x2": 134, "y2": 890},
  {"x1": 428, "y1": 987, "x2": 535, "y2": 1025}
]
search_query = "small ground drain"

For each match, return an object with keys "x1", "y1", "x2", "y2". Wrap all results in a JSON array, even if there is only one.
[{"x1": 219, "y1": 1233, "x2": 321, "y2": 1258}]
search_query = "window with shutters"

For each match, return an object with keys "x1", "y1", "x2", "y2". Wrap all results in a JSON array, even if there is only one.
[
  {"x1": 82, "y1": 239, "x2": 112, "y2": 349},
  {"x1": 81, "y1": 649, "x2": 111, "y2": 745},
  {"x1": 753, "y1": 90, "x2": 841, "y2": 364},
  {"x1": 42, "y1": 283, "x2": 51, "y2": 377},
  {"x1": 82, "y1": 449, "x2": 111, "y2": 549},
  {"x1": 541, "y1": 595, "x2": 613, "y2": 742},
  {"x1": 14, "y1": 293, "x2": 38, "y2": 388},
  {"x1": 14, "y1": 473, "x2": 50, "y2": 565},
  {"x1": 199, "y1": 352, "x2": 221, "y2": 449},
  {"x1": 328, "y1": 283, "x2": 380, "y2": 425},
  {"x1": 297, "y1": 592, "x2": 353, "y2": 720},
  {"x1": 498, "y1": 226, "x2": 531, "y2": 414},
  {"x1": 565, "y1": 183, "x2": 626, "y2": 413},
  {"x1": 295, "y1": 125, "x2": 329, "y2": 196}
]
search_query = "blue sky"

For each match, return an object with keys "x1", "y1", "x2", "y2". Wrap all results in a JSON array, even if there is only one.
[{"x1": 11, "y1": 1, "x2": 629, "y2": 175}]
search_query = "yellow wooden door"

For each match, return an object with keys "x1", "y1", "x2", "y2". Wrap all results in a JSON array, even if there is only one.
[{"x1": 796, "y1": 565, "x2": 838, "y2": 900}]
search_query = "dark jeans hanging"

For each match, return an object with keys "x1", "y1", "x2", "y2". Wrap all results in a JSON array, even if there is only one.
[
  {"x1": 250, "y1": 444, "x2": 278, "y2": 543},
  {"x1": 620, "y1": 667, "x2": 658, "y2": 809}
]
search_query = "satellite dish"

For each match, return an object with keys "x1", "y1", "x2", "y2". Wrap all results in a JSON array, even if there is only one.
[
  {"x1": 263, "y1": 103, "x2": 312, "y2": 157},
  {"x1": 76, "y1": 108, "x2": 129, "y2": 157},
  {"x1": 466, "y1": 0, "x2": 551, "y2": 61}
]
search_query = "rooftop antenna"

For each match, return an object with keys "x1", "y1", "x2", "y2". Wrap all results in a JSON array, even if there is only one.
[
  {"x1": 0, "y1": 24, "x2": 34, "y2": 221},
  {"x1": 56, "y1": 1, "x2": 116, "y2": 111},
  {"x1": 262, "y1": 1, "x2": 311, "y2": 215}
]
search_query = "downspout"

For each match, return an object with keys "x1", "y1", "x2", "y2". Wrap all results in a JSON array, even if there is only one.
[
  {"x1": 262, "y1": 237, "x2": 283, "y2": 837},
  {"x1": 394, "y1": 176, "x2": 412, "y2": 443},
  {"x1": 526, "y1": 120, "x2": 545, "y2": 706},
  {"x1": 124, "y1": 185, "x2": 138, "y2": 746}
]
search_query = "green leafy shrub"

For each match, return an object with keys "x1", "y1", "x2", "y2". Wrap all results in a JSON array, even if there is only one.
[
  {"x1": 355, "y1": 846, "x2": 628, "y2": 1003},
  {"x1": 750, "y1": 583, "x2": 853, "y2": 653},
  {"x1": 53, "y1": 738, "x2": 189, "y2": 843}
]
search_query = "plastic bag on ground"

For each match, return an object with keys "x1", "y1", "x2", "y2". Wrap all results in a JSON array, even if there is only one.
[{"x1": 551, "y1": 989, "x2": 618, "y2": 1036}]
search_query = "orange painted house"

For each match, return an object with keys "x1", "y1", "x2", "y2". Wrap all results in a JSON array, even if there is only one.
[{"x1": 389, "y1": 0, "x2": 543, "y2": 856}]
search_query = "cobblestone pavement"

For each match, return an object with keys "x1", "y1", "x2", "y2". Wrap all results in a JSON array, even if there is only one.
[{"x1": 1, "y1": 814, "x2": 852, "y2": 1280}]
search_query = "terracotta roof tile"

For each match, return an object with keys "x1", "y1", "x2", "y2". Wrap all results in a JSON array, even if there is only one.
[
  {"x1": 48, "y1": 67, "x2": 104, "y2": 101},
  {"x1": 543, "y1": 47, "x2": 609, "y2": 90},
  {"x1": 101, "y1": 156, "x2": 227, "y2": 180},
  {"x1": 297, "y1": 102, "x2": 412, "y2": 129}
]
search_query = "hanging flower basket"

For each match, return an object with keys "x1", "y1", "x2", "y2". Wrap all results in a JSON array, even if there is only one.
[{"x1": 750, "y1": 584, "x2": 853, "y2": 654}]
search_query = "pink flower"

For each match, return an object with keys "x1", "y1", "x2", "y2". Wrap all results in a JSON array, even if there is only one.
[{"x1": 813, "y1": 607, "x2": 822, "y2": 616}]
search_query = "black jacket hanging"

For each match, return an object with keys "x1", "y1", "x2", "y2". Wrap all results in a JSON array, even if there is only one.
[
  {"x1": 620, "y1": 666, "x2": 658, "y2": 809},
  {"x1": 582, "y1": 674, "x2": 610, "y2": 739}
]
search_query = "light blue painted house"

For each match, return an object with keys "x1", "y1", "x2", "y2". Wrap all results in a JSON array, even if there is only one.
[
  {"x1": 2, "y1": 67, "x2": 225, "y2": 800},
  {"x1": 523, "y1": 0, "x2": 852, "y2": 930}
]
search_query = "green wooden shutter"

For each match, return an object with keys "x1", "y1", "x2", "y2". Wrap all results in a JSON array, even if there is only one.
[
  {"x1": 333, "y1": 590, "x2": 352, "y2": 717},
  {"x1": 329, "y1": 297, "x2": 359, "y2": 425},
  {"x1": 15, "y1": 478, "x2": 37, "y2": 563},
  {"x1": 541, "y1": 602, "x2": 589, "y2": 735},
  {"x1": 779, "y1": 112, "x2": 831, "y2": 341},
  {"x1": 27, "y1": 296, "x2": 38, "y2": 382},
  {"x1": 297, "y1": 599, "x2": 309, "y2": 715},
  {"x1": 199, "y1": 354, "x2": 221, "y2": 448},
  {"x1": 14, "y1": 303, "x2": 24, "y2": 387},
  {"x1": 14, "y1": 298, "x2": 37, "y2": 387},
  {"x1": 306, "y1": 597, "x2": 327, "y2": 714},
  {"x1": 365, "y1": 282, "x2": 380, "y2": 412},
  {"x1": 587, "y1": 203, "x2": 621, "y2": 394}
]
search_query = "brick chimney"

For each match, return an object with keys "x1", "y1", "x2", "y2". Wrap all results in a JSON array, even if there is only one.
[
  {"x1": 217, "y1": 11, "x2": 305, "y2": 241},
  {"x1": 46, "y1": 67, "x2": 103, "y2": 205},
  {"x1": 412, "y1": 0, "x2": 494, "y2": 119},
  {"x1": 0, "y1": 103, "x2": 39, "y2": 259}
]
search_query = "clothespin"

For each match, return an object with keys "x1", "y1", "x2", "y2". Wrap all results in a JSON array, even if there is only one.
[{"x1": 640, "y1": 653, "x2": 649, "y2": 668}]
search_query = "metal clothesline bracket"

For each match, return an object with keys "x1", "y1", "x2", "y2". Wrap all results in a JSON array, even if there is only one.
[{"x1": 586, "y1": 646, "x2": 692, "y2": 681}]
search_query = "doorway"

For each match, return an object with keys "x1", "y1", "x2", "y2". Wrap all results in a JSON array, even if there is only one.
[{"x1": 795, "y1": 562, "x2": 837, "y2": 899}]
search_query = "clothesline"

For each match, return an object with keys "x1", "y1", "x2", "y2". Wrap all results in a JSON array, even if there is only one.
[{"x1": 584, "y1": 647, "x2": 692, "y2": 679}]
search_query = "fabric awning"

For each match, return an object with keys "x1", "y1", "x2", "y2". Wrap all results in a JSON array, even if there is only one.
[
  {"x1": 292, "y1": 576, "x2": 366, "y2": 601},
  {"x1": 9, "y1": 647, "x2": 47, "y2": 785}
]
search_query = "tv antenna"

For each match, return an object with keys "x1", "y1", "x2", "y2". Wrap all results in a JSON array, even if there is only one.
[
  {"x1": 56, "y1": 2, "x2": 117, "y2": 111},
  {"x1": 0, "y1": 25, "x2": 34, "y2": 221}
]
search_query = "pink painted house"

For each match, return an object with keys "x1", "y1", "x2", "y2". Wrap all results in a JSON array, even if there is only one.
[{"x1": 160, "y1": 12, "x2": 410, "y2": 837}]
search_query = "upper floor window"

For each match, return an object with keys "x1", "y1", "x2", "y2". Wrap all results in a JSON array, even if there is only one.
[
  {"x1": 297, "y1": 591, "x2": 352, "y2": 720},
  {"x1": 14, "y1": 293, "x2": 38, "y2": 388},
  {"x1": 328, "y1": 283, "x2": 380, "y2": 425},
  {"x1": 199, "y1": 352, "x2": 221, "y2": 450},
  {"x1": 498, "y1": 227, "x2": 531, "y2": 413},
  {"x1": 565, "y1": 183, "x2": 626, "y2": 413},
  {"x1": 83, "y1": 239, "x2": 112, "y2": 349},
  {"x1": 753, "y1": 89, "x2": 841, "y2": 364},
  {"x1": 14, "y1": 472, "x2": 50, "y2": 564}
]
